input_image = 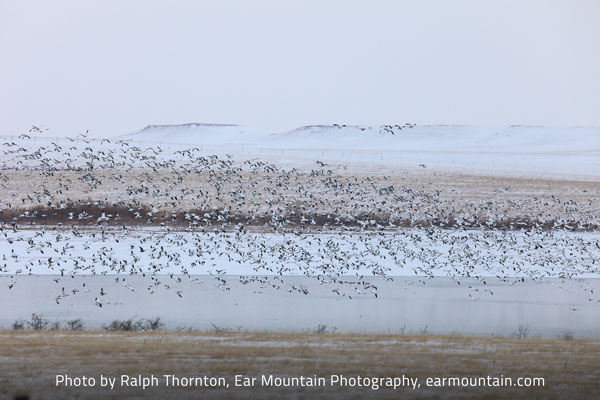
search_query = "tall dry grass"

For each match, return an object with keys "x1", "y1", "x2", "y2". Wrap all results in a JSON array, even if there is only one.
[{"x1": 0, "y1": 331, "x2": 597, "y2": 399}]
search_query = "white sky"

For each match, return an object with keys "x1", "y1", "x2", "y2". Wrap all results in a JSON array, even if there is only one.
[{"x1": 1, "y1": 0, "x2": 599, "y2": 137}]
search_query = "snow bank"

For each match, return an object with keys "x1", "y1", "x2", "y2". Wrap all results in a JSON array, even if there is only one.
[
  {"x1": 121, "y1": 123, "x2": 600, "y2": 154},
  {"x1": 116, "y1": 123, "x2": 600, "y2": 177}
]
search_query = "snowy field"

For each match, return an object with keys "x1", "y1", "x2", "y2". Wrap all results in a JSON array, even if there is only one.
[{"x1": 2, "y1": 124, "x2": 600, "y2": 336}]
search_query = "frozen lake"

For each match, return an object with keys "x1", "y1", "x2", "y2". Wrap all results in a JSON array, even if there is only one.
[{"x1": 1, "y1": 275, "x2": 598, "y2": 338}]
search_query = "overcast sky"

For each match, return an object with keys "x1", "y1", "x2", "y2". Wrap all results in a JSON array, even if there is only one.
[{"x1": 1, "y1": 0, "x2": 599, "y2": 137}]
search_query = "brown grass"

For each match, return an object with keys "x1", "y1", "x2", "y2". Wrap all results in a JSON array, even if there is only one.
[
  {"x1": 2, "y1": 166, "x2": 600, "y2": 234},
  {"x1": 0, "y1": 331, "x2": 598, "y2": 399},
  {"x1": 1, "y1": 202, "x2": 598, "y2": 232}
]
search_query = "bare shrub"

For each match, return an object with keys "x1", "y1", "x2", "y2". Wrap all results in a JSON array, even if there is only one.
[
  {"x1": 12, "y1": 319, "x2": 26, "y2": 330},
  {"x1": 103, "y1": 319, "x2": 135, "y2": 332},
  {"x1": 176, "y1": 326, "x2": 195, "y2": 332},
  {"x1": 28, "y1": 313, "x2": 49, "y2": 330},
  {"x1": 137, "y1": 317, "x2": 164, "y2": 332},
  {"x1": 66, "y1": 319, "x2": 84, "y2": 331},
  {"x1": 513, "y1": 324, "x2": 530, "y2": 339},
  {"x1": 211, "y1": 323, "x2": 242, "y2": 334},
  {"x1": 557, "y1": 330, "x2": 574, "y2": 341},
  {"x1": 103, "y1": 317, "x2": 163, "y2": 332}
]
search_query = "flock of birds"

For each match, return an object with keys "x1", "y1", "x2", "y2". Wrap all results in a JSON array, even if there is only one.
[
  {"x1": 2, "y1": 227, "x2": 599, "y2": 305},
  {"x1": 330, "y1": 123, "x2": 416, "y2": 134},
  {"x1": 0, "y1": 128, "x2": 599, "y2": 306}
]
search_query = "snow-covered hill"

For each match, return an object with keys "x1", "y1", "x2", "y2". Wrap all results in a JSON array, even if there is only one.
[
  {"x1": 120, "y1": 122, "x2": 272, "y2": 145},
  {"x1": 118, "y1": 123, "x2": 600, "y2": 177},
  {"x1": 122, "y1": 123, "x2": 598, "y2": 153},
  {"x1": 2, "y1": 123, "x2": 597, "y2": 177}
]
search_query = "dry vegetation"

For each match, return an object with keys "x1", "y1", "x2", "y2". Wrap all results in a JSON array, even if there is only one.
[
  {"x1": 2, "y1": 168, "x2": 600, "y2": 231},
  {"x1": 1, "y1": 331, "x2": 598, "y2": 399}
]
